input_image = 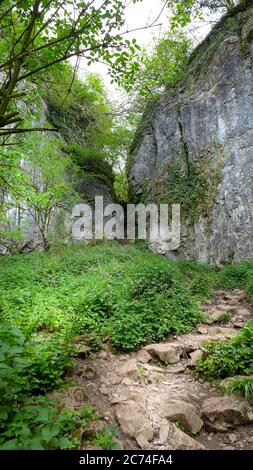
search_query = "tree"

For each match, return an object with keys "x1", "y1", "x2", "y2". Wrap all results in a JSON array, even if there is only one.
[
  {"x1": 0, "y1": 135, "x2": 75, "y2": 251},
  {"x1": 0, "y1": 0, "x2": 149, "y2": 144},
  {"x1": 0, "y1": 60, "x2": 135, "y2": 250},
  {"x1": 127, "y1": 32, "x2": 192, "y2": 99},
  {"x1": 167, "y1": 0, "x2": 238, "y2": 29}
]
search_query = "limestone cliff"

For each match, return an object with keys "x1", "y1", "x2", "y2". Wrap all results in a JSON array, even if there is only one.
[{"x1": 128, "y1": 0, "x2": 253, "y2": 265}]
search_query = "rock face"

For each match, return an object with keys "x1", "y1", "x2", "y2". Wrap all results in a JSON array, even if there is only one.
[{"x1": 128, "y1": 1, "x2": 253, "y2": 265}]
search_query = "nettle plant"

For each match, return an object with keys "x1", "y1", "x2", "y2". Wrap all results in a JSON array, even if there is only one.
[{"x1": 0, "y1": 324, "x2": 86, "y2": 450}]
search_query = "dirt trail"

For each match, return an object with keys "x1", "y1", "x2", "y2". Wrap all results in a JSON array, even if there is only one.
[{"x1": 52, "y1": 289, "x2": 253, "y2": 450}]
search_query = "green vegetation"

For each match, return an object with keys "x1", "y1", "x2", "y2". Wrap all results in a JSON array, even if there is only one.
[
  {"x1": 192, "y1": 258, "x2": 253, "y2": 401},
  {"x1": 185, "y1": 0, "x2": 251, "y2": 88},
  {"x1": 0, "y1": 64, "x2": 133, "y2": 251},
  {"x1": 197, "y1": 321, "x2": 253, "y2": 379},
  {"x1": 167, "y1": 1, "x2": 240, "y2": 30},
  {"x1": 0, "y1": 241, "x2": 253, "y2": 448},
  {"x1": 154, "y1": 153, "x2": 223, "y2": 220},
  {"x1": 0, "y1": 0, "x2": 142, "y2": 141},
  {"x1": 0, "y1": 323, "x2": 99, "y2": 450},
  {"x1": 0, "y1": 0, "x2": 252, "y2": 453},
  {"x1": 94, "y1": 426, "x2": 121, "y2": 450},
  {"x1": 227, "y1": 376, "x2": 253, "y2": 403},
  {"x1": 123, "y1": 33, "x2": 191, "y2": 99},
  {"x1": 0, "y1": 134, "x2": 75, "y2": 251},
  {"x1": 0, "y1": 242, "x2": 205, "y2": 352}
]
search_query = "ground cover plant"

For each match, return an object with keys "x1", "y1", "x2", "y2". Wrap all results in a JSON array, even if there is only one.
[{"x1": 1, "y1": 240, "x2": 253, "y2": 448}]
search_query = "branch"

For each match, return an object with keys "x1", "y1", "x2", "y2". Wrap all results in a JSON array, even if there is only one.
[
  {"x1": 0, "y1": 127, "x2": 58, "y2": 136},
  {"x1": 0, "y1": 0, "x2": 42, "y2": 116}
]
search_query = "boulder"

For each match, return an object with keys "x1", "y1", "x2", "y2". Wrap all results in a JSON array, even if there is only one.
[
  {"x1": 144, "y1": 343, "x2": 183, "y2": 364},
  {"x1": 136, "y1": 434, "x2": 149, "y2": 449},
  {"x1": 197, "y1": 326, "x2": 209, "y2": 335},
  {"x1": 201, "y1": 396, "x2": 253, "y2": 432},
  {"x1": 142, "y1": 363, "x2": 164, "y2": 373},
  {"x1": 181, "y1": 338, "x2": 200, "y2": 353},
  {"x1": 235, "y1": 307, "x2": 251, "y2": 317},
  {"x1": 233, "y1": 321, "x2": 245, "y2": 329},
  {"x1": 160, "y1": 399, "x2": 203, "y2": 433},
  {"x1": 171, "y1": 427, "x2": 205, "y2": 450},
  {"x1": 169, "y1": 424, "x2": 205, "y2": 450},
  {"x1": 157, "y1": 421, "x2": 204, "y2": 450},
  {"x1": 102, "y1": 372, "x2": 121, "y2": 386},
  {"x1": 116, "y1": 401, "x2": 153, "y2": 442},
  {"x1": 118, "y1": 359, "x2": 141, "y2": 381},
  {"x1": 158, "y1": 421, "x2": 170, "y2": 445},
  {"x1": 188, "y1": 350, "x2": 202, "y2": 367}
]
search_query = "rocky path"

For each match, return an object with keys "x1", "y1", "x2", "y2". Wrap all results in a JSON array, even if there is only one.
[{"x1": 52, "y1": 289, "x2": 253, "y2": 450}]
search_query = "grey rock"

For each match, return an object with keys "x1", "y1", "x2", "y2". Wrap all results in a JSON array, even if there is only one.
[
  {"x1": 144, "y1": 343, "x2": 183, "y2": 364},
  {"x1": 118, "y1": 359, "x2": 141, "y2": 381},
  {"x1": 160, "y1": 399, "x2": 203, "y2": 433},
  {"x1": 137, "y1": 350, "x2": 153, "y2": 364},
  {"x1": 128, "y1": 3, "x2": 253, "y2": 266},
  {"x1": 116, "y1": 401, "x2": 153, "y2": 442},
  {"x1": 201, "y1": 396, "x2": 253, "y2": 432},
  {"x1": 169, "y1": 424, "x2": 205, "y2": 450}
]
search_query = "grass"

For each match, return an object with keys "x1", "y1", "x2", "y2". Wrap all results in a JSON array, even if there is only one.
[{"x1": 227, "y1": 377, "x2": 253, "y2": 403}]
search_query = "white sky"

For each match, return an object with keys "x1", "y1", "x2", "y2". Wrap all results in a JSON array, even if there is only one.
[{"x1": 73, "y1": 0, "x2": 220, "y2": 98}]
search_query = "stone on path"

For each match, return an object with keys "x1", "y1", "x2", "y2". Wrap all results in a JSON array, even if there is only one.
[
  {"x1": 201, "y1": 396, "x2": 253, "y2": 432},
  {"x1": 144, "y1": 343, "x2": 183, "y2": 364},
  {"x1": 118, "y1": 359, "x2": 141, "y2": 381},
  {"x1": 137, "y1": 350, "x2": 152, "y2": 364},
  {"x1": 116, "y1": 401, "x2": 153, "y2": 443},
  {"x1": 160, "y1": 399, "x2": 203, "y2": 433}
]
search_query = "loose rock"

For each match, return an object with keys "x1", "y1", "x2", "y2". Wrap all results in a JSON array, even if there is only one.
[
  {"x1": 116, "y1": 401, "x2": 153, "y2": 442},
  {"x1": 137, "y1": 350, "x2": 152, "y2": 364},
  {"x1": 144, "y1": 343, "x2": 183, "y2": 364},
  {"x1": 201, "y1": 396, "x2": 253, "y2": 432},
  {"x1": 118, "y1": 359, "x2": 141, "y2": 381},
  {"x1": 160, "y1": 399, "x2": 203, "y2": 433}
]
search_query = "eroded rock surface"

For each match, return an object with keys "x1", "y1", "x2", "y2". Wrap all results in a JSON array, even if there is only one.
[{"x1": 128, "y1": 2, "x2": 253, "y2": 265}]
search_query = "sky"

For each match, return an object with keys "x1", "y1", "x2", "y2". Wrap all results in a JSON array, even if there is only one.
[{"x1": 73, "y1": 0, "x2": 220, "y2": 99}]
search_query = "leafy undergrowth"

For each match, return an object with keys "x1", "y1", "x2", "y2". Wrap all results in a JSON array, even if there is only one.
[
  {"x1": 0, "y1": 241, "x2": 253, "y2": 448},
  {"x1": 0, "y1": 325, "x2": 119, "y2": 450},
  {"x1": 197, "y1": 322, "x2": 253, "y2": 402}
]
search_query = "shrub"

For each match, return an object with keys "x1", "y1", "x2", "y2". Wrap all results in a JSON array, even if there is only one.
[
  {"x1": 197, "y1": 322, "x2": 253, "y2": 379},
  {"x1": 0, "y1": 326, "x2": 72, "y2": 414},
  {"x1": 217, "y1": 263, "x2": 252, "y2": 290},
  {"x1": 0, "y1": 326, "x2": 33, "y2": 421},
  {"x1": 0, "y1": 399, "x2": 95, "y2": 450},
  {"x1": 0, "y1": 325, "x2": 98, "y2": 450}
]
